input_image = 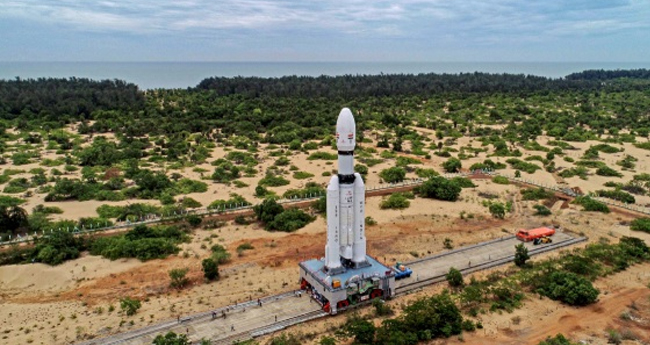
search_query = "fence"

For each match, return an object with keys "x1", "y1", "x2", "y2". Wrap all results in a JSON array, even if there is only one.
[{"x1": 2, "y1": 176, "x2": 462, "y2": 247}]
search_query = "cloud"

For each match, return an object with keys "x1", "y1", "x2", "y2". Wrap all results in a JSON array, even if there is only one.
[{"x1": 1, "y1": 0, "x2": 649, "y2": 61}]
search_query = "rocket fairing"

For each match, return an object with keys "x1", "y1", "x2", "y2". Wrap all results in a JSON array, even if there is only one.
[{"x1": 325, "y1": 108, "x2": 368, "y2": 272}]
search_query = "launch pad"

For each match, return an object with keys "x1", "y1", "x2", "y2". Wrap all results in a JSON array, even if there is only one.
[
  {"x1": 298, "y1": 108, "x2": 396, "y2": 314},
  {"x1": 299, "y1": 255, "x2": 395, "y2": 315}
]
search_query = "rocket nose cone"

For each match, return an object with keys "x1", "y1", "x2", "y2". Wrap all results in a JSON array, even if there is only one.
[
  {"x1": 337, "y1": 108, "x2": 355, "y2": 126},
  {"x1": 336, "y1": 108, "x2": 356, "y2": 151}
]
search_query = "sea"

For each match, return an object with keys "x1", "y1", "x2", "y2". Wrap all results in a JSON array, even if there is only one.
[{"x1": 0, "y1": 61, "x2": 648, "y2": 90}]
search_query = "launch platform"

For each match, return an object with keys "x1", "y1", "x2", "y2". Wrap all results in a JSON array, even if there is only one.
[{"x1": 299, "y1": 255, "x2": 395, "y2": 315}]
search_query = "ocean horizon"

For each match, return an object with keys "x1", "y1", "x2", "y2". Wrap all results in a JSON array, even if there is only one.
[{"x1": 1, "y1": 61, "x2": 648, "y2": 90}]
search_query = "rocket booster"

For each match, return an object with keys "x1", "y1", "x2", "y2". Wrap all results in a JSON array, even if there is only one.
[{"x1": 325, "y1": 108, "x2": 367, "y2": 272}]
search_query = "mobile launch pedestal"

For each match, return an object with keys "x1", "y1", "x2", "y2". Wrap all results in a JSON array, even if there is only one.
[{"x1": 299, "y1": 108, "x2": 396, "y2": 315}]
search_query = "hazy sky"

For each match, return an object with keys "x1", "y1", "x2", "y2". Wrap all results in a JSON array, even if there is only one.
[{"x1": 1, "y1": 0, "x2": 649, "y2": 62}]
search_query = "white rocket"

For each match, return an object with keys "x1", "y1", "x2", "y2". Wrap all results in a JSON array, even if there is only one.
[{"x1": 325, "y1": 108, "x2": 367, "y2": 272}]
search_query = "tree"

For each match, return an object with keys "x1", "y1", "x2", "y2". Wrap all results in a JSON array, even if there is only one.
[
  {"x1": 169, "y1": 268, "x2": 189, "y2": 289},
  {"x1": 120, "y1": 296, "x2": 141, "y2": 316},
  {"x1": 253, "y1": 198, "x2": 284, "y2": 224},
  {"x1": 0, "y1": 204, "x2": 28, "y2": 234},
  {"x1": 446, "y1": 267, "x2": 464, "y2": 288},
  {"x1": 514, "y1": 243, "x2": 529, "y2": 267},
  {"x1": 202, "y1": 258, "x2": 219, "y2": 281},
  {"x1": 152, "y1": 331, "x2": 190, "y2": 345},
  {"x1": 442, "y1": 157, "x2": 462, "y2": 173},
  {"x1": 489, "y1": 202, "x2": 506, "y2": 219}
]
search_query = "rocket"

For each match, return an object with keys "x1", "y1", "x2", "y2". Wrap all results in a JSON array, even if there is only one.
[{"x1": 325, "y1": 108, "x2": 367, "y2": 272}]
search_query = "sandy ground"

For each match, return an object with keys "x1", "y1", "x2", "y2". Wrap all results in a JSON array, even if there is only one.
[{"x1": 1, "y1": 127, "x2": 650, "y2": 344}]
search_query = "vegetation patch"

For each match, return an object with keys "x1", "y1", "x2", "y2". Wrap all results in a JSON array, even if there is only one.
[
  {"x1": 572, "y1": 196, "x2": 610, "y2": 213},
  {"x1": 90, "y1": 225, "x2": 188, "y2": 261}
]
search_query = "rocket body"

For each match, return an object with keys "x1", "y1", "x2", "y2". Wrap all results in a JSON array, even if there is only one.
[{"x1": 325, "y1": 108, "x2": 368, "y2": 272}]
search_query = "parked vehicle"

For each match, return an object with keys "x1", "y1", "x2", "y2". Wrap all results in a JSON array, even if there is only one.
[{"x1": 516, "y1": 227, "x2": 555, "y2": 242}]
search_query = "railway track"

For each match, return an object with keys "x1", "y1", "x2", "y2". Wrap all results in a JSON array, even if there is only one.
[{"x1": 396, "y1": 236, "x2": 587, "y2": 294}]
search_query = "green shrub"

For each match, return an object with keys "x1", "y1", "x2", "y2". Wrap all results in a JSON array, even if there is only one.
[
  {"x1": 415, "y1": 176, "x2": 462, "y2": 201},
  {"x1": 283, "y1": 182, "x2": 324, "y2": 199},
  {"x1": 396, "y1": 156, "x2": 422, "y2": 167},
  {"x1": 293, "y1": 171, "x2": 314, "y2": 179},
  {"x1": 267, "y1": 208, "x2": 315, "y2": 232},
  {"x1": 491, "y1": 176, "x2": 510, "y2": 184},
  {"x1": 533, "y1": 204, "x2": 552, "y2": 216},
  {"x1": 208, "y1": 194, "x2": 251, "y2": 210},
  {"x1": 596, "y1": 190, "x2": 635, "y2": 204},
  {"x1": 521, "y1": 188, "x2": 554, "y2": 200},
  {"x1": 307, "y1": 151, "x2": 337, "y2": 160},
  {"x1": 379, "y1": 166, "x2": 406, "y2": 183},
  {"x1": 120, "y1": 297, "x2": 142, "y2": 316},
  {"x1": 380, "y1": 193, "x2": 411, "y2": 210},
  {"x1": 259, "y1": 174, "x2": 290, "y2": 187},
  {"x1": 534, "y1": 271, "x2": 599, "y2": 306},
  {"x1": 446, "y1": 267, "x2": 464, "y2": 287},
  {"x1": 505, "y1": 158, "x2": 540, "y2": 174},
  {"x1": 415, "y1": 168, "x2": 438, "y2": 178},
  {"x1": 442, "y1": 157, "x2": 462, "y2": 173},
  {"x1": 210, "y1": 244, "x2": 231, "y2": 264},
  {"x1": 596, "y1": 166, "x2": 623, "y2": 177},
  {"x1": 630, "y1": 218, "x2": 650, "y2": 233},
  {"x1": 451, "y1": 177, "x2": 476, "y2": 188},
  {"x1": 573, "y1": 196, "x2": 610, "y2": 213},
  {"x1": 202, "y1": 258, "x2": 219, "y2": 281}
]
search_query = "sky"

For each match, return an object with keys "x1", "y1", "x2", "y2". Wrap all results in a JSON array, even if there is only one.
[{"x1": 1, "y1": 0, "x2": 649, "y2": 62}]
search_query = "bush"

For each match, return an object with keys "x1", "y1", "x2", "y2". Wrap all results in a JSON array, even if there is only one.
[
  {"x1": 416, "y1": 176, "x2": 462, "y2": 201},
  {"x1": 202, "y1": 258, "x2": 219, "y2": 281},
  {"x1": 538, "y1": 334, "x2": 580, "y2": 345},
  {"x1": 267, "y1": 208, "x2": 315, "y2": 232},
  {"x1": 630, "y1": 218, "x2": 650, "y2": 233},
  {"x1": 185, "y1": 214, "x2": 202, "y2": 227},
  {"x1": 169, "y1": 268, "x2": 189, "y2": 289},
  {"x1": 514, "y1": 243, "x2": 529, "y2": 267},
  {"x1": 379, "y1": 166, "x2": 406, "y2": 183},
  {"x1": 442, "y1": 157, "x2": 462, "y2": 173},
  {"x1": 446, "y1": 267, "x2": 464, "y2": 287},
  {"x1": 258, "y1": 174, "x2": 290, "y2": 187},
  {"x1": 153, "y1": 332, "x2": 190, "y2": 345},
  {"x1": 596, "y1": 189, "x2": 635, "y2": 204},
  {"x1": 293, "y1": 171, "x2": 314, "y2": 179},
  {"x1": 90, "y1": 225, "x2": 186, "y2": 261},
  {"x1": 489, "y1": 202, "x2": 506, "y2": 219},
  {"x1": 208, "y1": 194, "x2": 251, "y2": 210},
  {"x1": 533, "y1": 204, "x2": 552, "y2": 216},
  {"x1": 521, "y1": 187, "x2": 554, "y2": 200},
  {"x1": 120, "y1": 297, "x2": 142, "y2": 316},
  {"x1": 415, "y1": 168, "x2": 438, "y2": 178},
  {"x1": 573, "y1": 196, "x2": 610, "y2": 213},
  {"x1": 492, "y1": 176, "x2": 510, "y2": 184},
  {"x1": 451, "y1": 177, "x2": 476, "y2": 188},
  {"x1": 505, "y1": 158, "x2": 540, "y2": 173},
  {"x1": 380, "y1": 193, "x2": 411, "y2": 210},
  {"x1": 596, "y1": 166, "x2": 623, "y2": 177},
  {"x1": 307, "y1": 151, "x2": 337, "y2": 160},
  {"x1": 210, "y1": 244, "x2": 231, "y2": 264},
  {"x1": 535, "y1": 271, "x2": 599, "y2": 306}
]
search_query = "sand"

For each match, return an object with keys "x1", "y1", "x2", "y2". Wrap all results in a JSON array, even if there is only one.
[{"x1": 1, "y1": 127, "x2": 650, "y2": 344}]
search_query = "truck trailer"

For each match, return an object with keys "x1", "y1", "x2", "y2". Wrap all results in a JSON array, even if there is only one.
[{"x1": 516, "y1": 227, "x2": 555, "y2": 242}]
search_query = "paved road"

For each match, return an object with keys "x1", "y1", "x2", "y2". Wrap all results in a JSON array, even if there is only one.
[
  {"x1": 80, "y1": 231, "x2": 578, "y2": 345},
  {"x1": 397, "y1": 231, "x2": 575, "y2": 287}
]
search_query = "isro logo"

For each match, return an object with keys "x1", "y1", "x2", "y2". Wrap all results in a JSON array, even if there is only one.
[{"x1": 335, "y1": 132, "x2": 354, "y2": 140}]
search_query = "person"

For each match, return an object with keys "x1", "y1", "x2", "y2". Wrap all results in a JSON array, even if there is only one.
[
  {"x1": 275, "y1": 315, "x2": 277, "y2": 322},
  {"x1": 231, "y1": 325, "x2": 235, "y2": 331},
  {"x1": 177, "y1": 315, "x2": 180, "y2": 323}
]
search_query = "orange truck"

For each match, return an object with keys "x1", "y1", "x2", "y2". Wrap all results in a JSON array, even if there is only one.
[{"x1": 516, "y1": 227, "x2": 555, "y2": 242}]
